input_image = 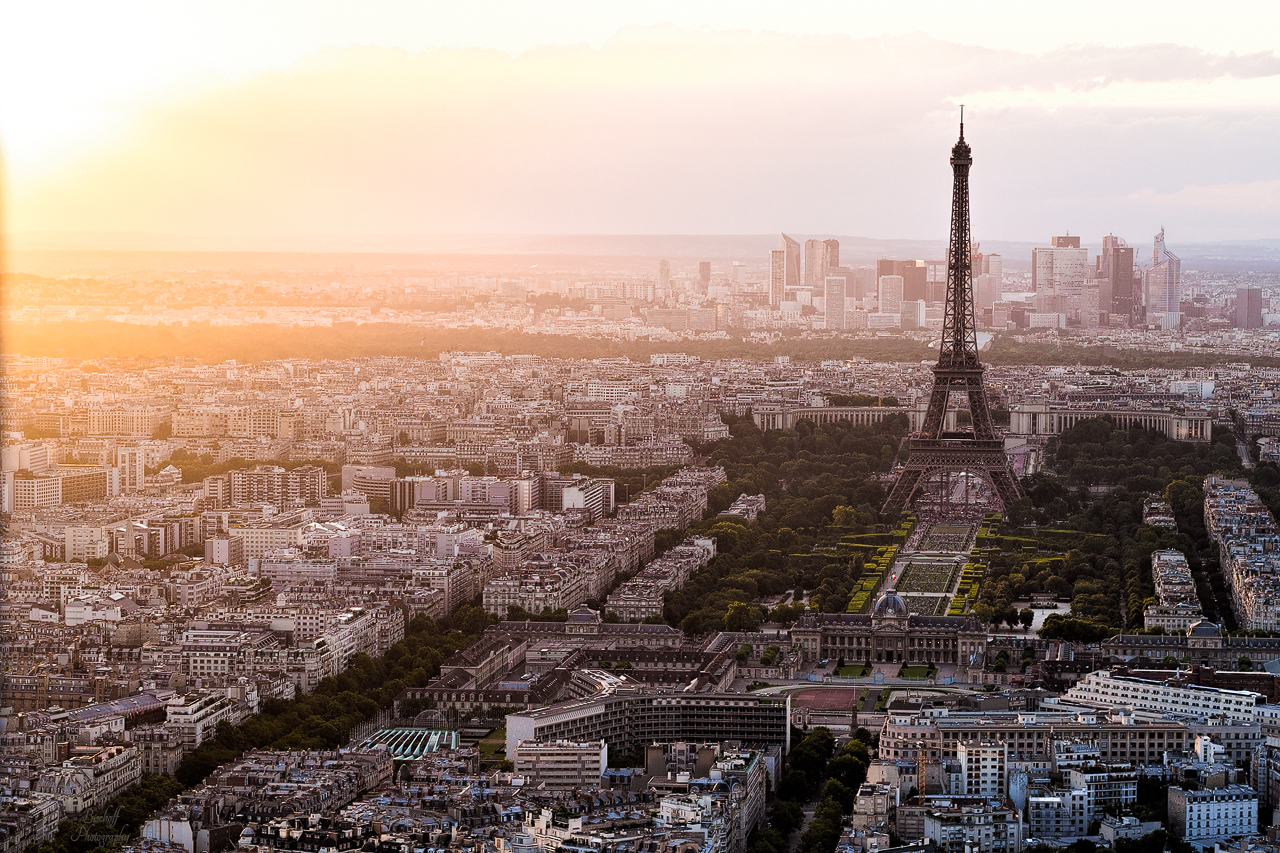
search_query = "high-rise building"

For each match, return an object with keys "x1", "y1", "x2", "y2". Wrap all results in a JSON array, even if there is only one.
[
  {"x1": 877, "y1": 259, "x2": 928, "y2": 301},
  {"x1": 731, "y1": 261, "x2": 745, "y2": 286},
  {"x1": 805, "y1": 239, "x2": 827, "y2": 288},
  {"x1": 698, "y1": 261, "x2": 711, "y2": 289},
  {"x1": 1147, "y1": 228, "x2": 1181, "y2": 324},
  {"x1": 852, "y1": 268, "x2": 876, "y2": 303},
  {"x1": 975, "y1": 275, "x2": 1000, "y2": 311},
  {"x1": 905, "y1": 260, "x2": 927, "y2": 301},
  {"x1": 769, "y1": 250, "x2": 786, "y2": 306},
  {"x1": 1080, "y1": 283, "x2": 1100, "y2": 329},
  {"x1": 878, "y1": 275, "x2": 904, "y2": 313},
  {"x1": 658, "y1": 259, "x2": 671, "y2": 290},
  {"x1": 824, "y1": 276, "x2": 846, "y2": 330},
  {"x1": 1097, "y1": 235, "x2": 1135, "y2": 319},
  {"x1": 824, "y1": 239, "x2": 840, "y2": 271},
  {"x1": 773, "y1": 234, "x2": 801, "y2": 306},
  {"x1": 900, "y1": 299, "x2": 926, "y2": 329},
  {"x1": 1031, "y1": 236, "x2": 1088, "y2": 315},
  {"x1": 980, "y1": 253, "x2": 1003, "y2": 279},
  {"x1": 1237, "y1": 287, "x2": 1264, "y2": 329}
]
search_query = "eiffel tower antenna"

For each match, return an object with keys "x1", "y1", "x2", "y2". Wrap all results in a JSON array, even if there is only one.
[{"x1": 882, "y1": 111, "x2": 1023, "y2": 518}]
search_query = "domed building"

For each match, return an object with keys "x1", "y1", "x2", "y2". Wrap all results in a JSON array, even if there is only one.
[
  {"x1": 872, "y1": 588, "x2": 910, "y2": 619},
  {"x1": 791, "y1": 588, "x2": 988, "y2": 672}
]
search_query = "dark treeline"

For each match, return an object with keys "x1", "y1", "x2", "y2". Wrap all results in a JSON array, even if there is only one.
[
  {"x1": 662, "y1": 413, "x2": 906, "y2": 634},
  {"x1": 1039, "y1": 417, "x2": 1240, "y2": 495},
  {"x1": 28, "y1": 774, "x2": 184, "y2": 853},
  {"x1": 745, "y1": 727, "x2": 874, "y2": 853},
  {"x1": 3, "y1": 320, "x2": 933, "y2": 365},
  {"x1": 154, "y1": 453, "x2": 342, "y2": 483},
  {"x1": 985, "y1": 337, "x2": 1280, "y2": 370},
  {"x1": 173, "y1": 604, "x2": 493, "y2": 786},
  {"x1": 978, "y1": 417, "x2": 1248, "y2": 642}
]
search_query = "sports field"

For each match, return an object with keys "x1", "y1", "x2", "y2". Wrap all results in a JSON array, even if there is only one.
[{"x1": 791, "y1": 687, "x2": 865, "y2": 710}]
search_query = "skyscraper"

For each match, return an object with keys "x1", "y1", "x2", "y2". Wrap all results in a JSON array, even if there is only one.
[
  {"x1": 1147, "y1": 228, "x2": 1181, "y2": 325},
  {"x1": 698, "y1": 262, "x2": 711, "y2": 289},
  {"x1": 824, "y1": 275, "x2": 846, "y2": 330},
  {"x1": 1031, "y1": 236, "x2": 1088, "y2": 315},
  {"x1": 775, "y1": 234, "x2": 801, "y2": 306},
  {"x1": 804, "y1": 239, "x2": 827, "y2": 288},
  {"x1": 975, "y1": 274, "x2": 1000, "y2": 311},
  {"x1": 878, "y1": 275, "x2": 904, "y2": 313},
  {"x1": 658, "y1": 259, "x2": 671, "y2": 290},
  {"x1": 769, "y1": 250, "x2": 786, "y2": 306},
  {"x1": 824, "y1": 239, "x2": 840, "y2": 271},
  {"x1": 900, "y1": 299, "x2": 925, "y2": 329},
  {"x1": 980, "y1": 253, "x2": 1002, "y2": 279},
  {"x1": 1237, "y1": 287, "x2": 1264, "y2": 329},
  {"x1": 1097, "y1": 235, "x2": 1135, "y2": 319},
  {"x1": 877, "y1": 259, "x2": 928, "y2": 301}
]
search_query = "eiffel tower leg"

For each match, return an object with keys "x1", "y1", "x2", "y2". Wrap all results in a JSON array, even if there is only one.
[
  {"x1": 966, "y1": 376, "x2": 997, "y2": 442},
  {"x1": 882, "y1": 466, "x2": 926, "y2": 519},
  {"x1": 921, "y1": 382, "x2": 952, "y2": 438},
  {"x1": 988, "y1": 467, "x2": 1023, "y2": 512}
]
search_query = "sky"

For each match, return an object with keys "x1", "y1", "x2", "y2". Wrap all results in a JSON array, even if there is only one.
[{"x1": 4, "y1": 1, "x2": 1280, "y2": 248}]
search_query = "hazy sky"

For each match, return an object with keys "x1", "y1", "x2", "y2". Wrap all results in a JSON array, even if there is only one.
[{"x1": 5, "y1": 1, "x2": 1280, "y2": 246}]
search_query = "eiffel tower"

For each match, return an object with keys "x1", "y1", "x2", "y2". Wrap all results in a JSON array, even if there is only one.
[{"x1": 882, "y1": 111, "x2": 1023, "y2": 518}]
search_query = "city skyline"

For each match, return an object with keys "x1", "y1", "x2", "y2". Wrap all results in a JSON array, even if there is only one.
[{"x1": 6, "y1": 7, "x2": 1280, "y2": 851}]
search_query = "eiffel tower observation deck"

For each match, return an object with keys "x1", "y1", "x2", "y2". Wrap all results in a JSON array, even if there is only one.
[{"x1": 882, "y1": 112, "x2": 1023, "y2": 519}]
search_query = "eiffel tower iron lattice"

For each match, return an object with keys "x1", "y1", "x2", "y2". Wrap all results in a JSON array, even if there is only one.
[{"x1": 881, "y1": 113, "x2": 1023, "y2": 518}]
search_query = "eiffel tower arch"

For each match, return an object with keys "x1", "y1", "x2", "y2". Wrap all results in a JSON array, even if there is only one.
[{"x1": 882, "y1": 111, "x2": 1023, "y2": 519}]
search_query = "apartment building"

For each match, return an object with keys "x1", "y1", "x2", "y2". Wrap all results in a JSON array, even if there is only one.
[
  {"x1": 1167, "y1": 785, "x2": 1259, "y2": 841},
  {"x1": 917, "y1": 797, "x2": 1023, "y2": 853},
  {"x1": 512, "y1": 740, "x2": 607, "y2": 790},
  {"x1": 958, "y1": 741, "x2": 1007, "y2": 797},
  {"x1": 1065, "y1": 670, "x2": 1266, "y2": 720},
  {"x1": 165, "y1": 691, "x2": 239, "y2": 754},
  {"x1": 880, "y1": 706, "x2": 1189, "y2": 766}
]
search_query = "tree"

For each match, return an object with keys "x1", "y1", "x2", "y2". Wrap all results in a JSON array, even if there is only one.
[
  {"x1": 725, "y1": 602, "x2": 763, "y2": 632},
  {"x1": 768, "y1": 800, "x2": 804, "y2": 833},
  {"x1": 736, "y1": 643, "x2": 752, "y2": 664},
  {"x1": 1038, "y1": 614, "x2": 1114, "y2": 645},
  {"x1": 822, "y1": 778, "x2": 856, "y2": 813},
  {"x1": 1019, "y1": 608, "x2": 1035, "y2": 630},
  {"x1": 1238, "y1": 655, "x2": 1254, "y2": 671}
]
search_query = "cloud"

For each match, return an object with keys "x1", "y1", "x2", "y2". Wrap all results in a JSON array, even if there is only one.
[
  {"x1": 1127, "y1": 180, "x2": 1280, "y2": 211},
  {"x1": 9, "y1": 26, "x2": 1280, "y2": 244}
]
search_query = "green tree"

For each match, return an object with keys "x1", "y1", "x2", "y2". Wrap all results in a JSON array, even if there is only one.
[{"x1": 725, "y1": 602, "x2": 763, "y2": 632}]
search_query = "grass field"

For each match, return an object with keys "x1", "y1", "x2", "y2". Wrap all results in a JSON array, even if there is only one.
[
  {"x1": 899, "y1": 664, "x2": 935, "y2": 679},
  {"x1": 902, "y1": 595, "x2": 948, "y2": 615},
  {"x1": 837, "y1": 663, "x2": 871, "y2": 677},
  {"x1": 477, "y1": 728, "x2": 507, "y2": 766},
  {"x1": 918, "y1": 525, "x2": 973, "y2": 553},
  {"x1": 897, "y1": 561, "x2": 958, "y2": 594}
]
